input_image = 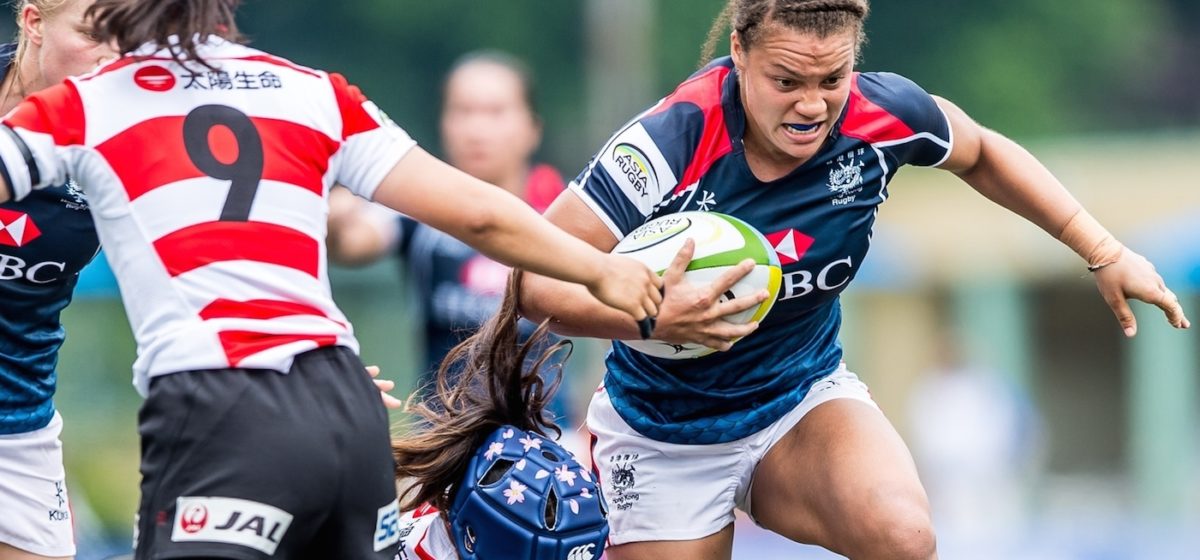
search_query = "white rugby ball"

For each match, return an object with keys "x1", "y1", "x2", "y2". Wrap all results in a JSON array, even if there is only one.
[{"x1": 613, "y1": 211, "x2": 781, "y2": 359}]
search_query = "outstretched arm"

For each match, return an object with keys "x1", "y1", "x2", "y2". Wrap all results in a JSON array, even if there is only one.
[
  {"x1": 935, "y1": 96, "x2": 1190, "y2": 336},
  {"x1": 370, "y1": 147, "x2": 663, "y2": 324}
]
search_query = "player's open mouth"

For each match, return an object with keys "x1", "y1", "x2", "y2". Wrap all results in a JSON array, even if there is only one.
[{"x1": 782, "y1": 122, "x2": 822, "y2": 140}]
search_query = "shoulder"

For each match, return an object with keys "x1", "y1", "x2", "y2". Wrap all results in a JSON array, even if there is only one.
[
  {"x1": 659, "y1": 57, "x2": 735, "y2": 115},
  {"x1": 840, "y1": 72, "x2": 948, "y2": 144}
]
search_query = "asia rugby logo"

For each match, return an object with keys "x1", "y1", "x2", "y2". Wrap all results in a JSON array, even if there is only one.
[
  {"x1": 0, "y1": 208, "x2": 42, "y2": 247},
  {"x1": 612, "y1": 143, "x2": 657, "y2": 198}
]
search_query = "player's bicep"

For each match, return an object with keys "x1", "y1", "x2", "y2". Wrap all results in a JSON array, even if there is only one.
[
  {"x1": 543, "y1": 189, "x2": 621, "y2": 252},
  {"x1": 933, "y1": 96, "x2": 984, "y2": 174}
]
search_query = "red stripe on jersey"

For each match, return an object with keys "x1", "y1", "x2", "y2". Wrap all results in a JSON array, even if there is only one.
[
  {"x1": 79, "y1": 56, "x2": 176, "y2": 80},
  {"x1": 649, "y1": 66, "x2": 734, "y2": 194},
  {"x1": 153, "y1": 221, "x2": 319, "y2": 277},
  {"x1": 412, "y1": 503, "x2": 439, "y2": 518},
  {"x1": 200, "y1": 298, "x2": 345, "y2": 329},
  {"x1": 236, "y1": 54, "x2": 322, "y2": 78},
  {"x1": 4, "y1": 81, "x2": 86, "y2": 146},
  {"x1": 840, "y1": 74, "x2": 917, "y2": 145},
  {"x1": 96, "y1": 115, "x2": 337, "y2": 201},
  {"x1": 217, "y1": 331, "x2": 337, "y2": 367},
  {"x1": 329, "y1": 72, "x2": 380, "y2": 139},
  {"x1": 414, "y1": 534, "x2": 438, "y2": 560}
]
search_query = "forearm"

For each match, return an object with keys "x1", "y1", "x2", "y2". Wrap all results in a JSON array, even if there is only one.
[
  {"x1": 519, "y1": 272, "x2": 641, "y2": 339},
  {"x1": 957, "y1": 129, "x2": 1081, "y2": 236},
  {"x1": 451, "y1": 188, "x2": 608, "y2": 285},
  {"x1": 375, "y1": 149, "x2": 607, "y2": 287},
  {"x1": 957, "y1": 130, "x2": 1121, "y2": 266}
]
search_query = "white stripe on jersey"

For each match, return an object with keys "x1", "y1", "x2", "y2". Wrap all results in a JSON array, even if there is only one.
[
  {"x1": 130, "y1": 178, "x2": 326, "y2": 242},
  {"x1": 594, "y1": 122, "x2": 679, "y2": 218},
  {"x1": 568, "y1": 180, "x2": 624, "y2": 242},
  {"x1": 79, "y1": 63, "x2": 342, "y2": 148}
]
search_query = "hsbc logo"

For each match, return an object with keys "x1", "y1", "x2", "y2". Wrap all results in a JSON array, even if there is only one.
[
  {"x1": 766, "y1": 228, "x2": 814, "y2": 265},
  {"x1": 171, "y1": 497, "x2": 293, "y2": 555},
  {"x1": 765, "y1": 228, "x2": 853, "y2": 301},
  {"x1": 0, "y1": 255, "x2": 66, "y2": 284},
  {"x1": 0, "y1": 209, "x2": 41, "y2": 247},
  {"x1": 780, "y1": 257, "x2": 854, "y2": 301}
]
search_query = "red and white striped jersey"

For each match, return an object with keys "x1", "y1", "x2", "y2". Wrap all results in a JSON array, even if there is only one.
[
  {"x1": 1, "y1": 36, "x2": 416, "y2": 394},
  {"x1": 394, "y1": 504, "x2": 456, "y2": 560}
]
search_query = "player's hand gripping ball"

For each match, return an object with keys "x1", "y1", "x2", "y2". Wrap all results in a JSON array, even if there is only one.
[{"x1": 613, "y1": 211, "x2": 781, "y2": 358}]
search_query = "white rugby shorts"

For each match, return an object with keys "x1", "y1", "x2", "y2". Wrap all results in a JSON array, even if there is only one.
[
  {"x1": 587, "y1": 365, "x2": 876, "y2": 545},
  {"x1": 0, "y1": 411, "x2": 75, "y2": 557}
]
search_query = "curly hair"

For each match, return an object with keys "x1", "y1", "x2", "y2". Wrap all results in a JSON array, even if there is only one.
[{"x1": 701, "y1": 0, "x2": 870, "y2": 65}]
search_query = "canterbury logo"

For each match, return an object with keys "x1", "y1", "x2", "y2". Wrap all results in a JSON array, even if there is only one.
[{"x1": 566, "y1": 543, "x2": 596, "y2": 560}]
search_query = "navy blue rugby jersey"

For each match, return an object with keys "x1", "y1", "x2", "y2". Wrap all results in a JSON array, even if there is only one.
[
  {"x1": 573, "y1": 57, "x2": 951, "y2": 444},
  {"x1": 0, "y1": 43, "x2": 101, "y2": 434}
]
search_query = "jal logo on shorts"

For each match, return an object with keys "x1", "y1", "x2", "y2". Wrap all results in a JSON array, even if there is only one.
[{"x1": 171, "y1": 496, "x2": 294, "y2": 555}]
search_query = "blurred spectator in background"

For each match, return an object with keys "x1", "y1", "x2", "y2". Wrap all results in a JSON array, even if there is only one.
[
  {"x1": 328, "y1": 50, "x2": 579, "y2": 436},
  {"x1": 908, "y1": 332, "x2": 1043, "y2": 556}
]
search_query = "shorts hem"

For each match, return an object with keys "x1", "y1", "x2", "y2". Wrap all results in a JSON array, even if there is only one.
[
  {"x1": 0, "y1": 534, "x2": 75, "y2": 557},
  {"x1": 153, "y1": 547, "x2": 265, "y2": 560},
  {"x1": 607, "y1": 521, "x2": 733, "y2": 546}
]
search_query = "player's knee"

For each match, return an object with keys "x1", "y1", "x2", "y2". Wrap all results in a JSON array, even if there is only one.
[{"x1": 850, "y1": 494, "x2": 937, "y2": 559}]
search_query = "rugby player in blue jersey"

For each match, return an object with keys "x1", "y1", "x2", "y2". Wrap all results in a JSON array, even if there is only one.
[
  {"x1": 0, "y1": 1, "x2": 112, "y2": 558},
  {"x1": 520, "y1": 1, "x2": 1191, "y2": 559}
]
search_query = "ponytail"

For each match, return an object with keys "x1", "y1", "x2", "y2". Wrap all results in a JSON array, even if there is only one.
[
  {"x1": 87, "y1": 0, "x2": 242, "y2": 66},
  {"x1": 699, "y1": 1, "x2": 734, "y2": 67},
  {"x1": 392, "y1": 270, "x2": 570, "y2": 512}
]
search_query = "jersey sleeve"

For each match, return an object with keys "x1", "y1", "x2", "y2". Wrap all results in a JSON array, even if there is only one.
[
  {"x1": 851, "y1": 72, "x2": 952, "y2": 167},
  {"x1": 0, "y1": 81, "x2": 83, "y2": 201},
  {"x1": 569, "y1": 102, "x2": 703, "y2": 240},
  {"x1": 328, "y1": 73, "x2": 417, "y2": 201}
]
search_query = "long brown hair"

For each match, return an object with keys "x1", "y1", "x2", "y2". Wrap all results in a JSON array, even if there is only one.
[
  {"x1": 392, "y1": 270, "x2": 570, "y2": 512},
  {"x1": 701, "y1": 0, "x2": 870, "y2": 65},
  {"x1": 86, "y1": 0, "x2": 243, "y2": 66}
]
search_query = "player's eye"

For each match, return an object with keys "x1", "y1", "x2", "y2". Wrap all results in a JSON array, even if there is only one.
[
  {"x1": 774, "y1": 77, "x2": 795, "y2": 89},
  {"x1": 822, "y1": 75, "x2": 844, "y2": 87}
]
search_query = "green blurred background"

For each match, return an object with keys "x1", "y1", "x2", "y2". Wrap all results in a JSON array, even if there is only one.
[{"x1": 24, "y1": 0, "x2": 1199, "y2": 557}]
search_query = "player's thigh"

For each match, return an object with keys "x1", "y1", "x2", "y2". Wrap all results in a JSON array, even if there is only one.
[
  {"x1": 586, "y1": 386, "x2": 741, "y2": 553},
  {"x1": 750, "y1": 398, "x2": 934, "y2": 554},
  {"x1": 0, "y1": 542, "x2": 70, "y2": 560},
  {"x1": 0, "y1": 414, "x2": 75, "y2": 560},
  {"x1": 605, "y1": 523, "x2": 734, "y2": 560}
]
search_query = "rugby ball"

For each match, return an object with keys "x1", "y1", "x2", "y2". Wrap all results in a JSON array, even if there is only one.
[{"x1": 613, "y1": 211, "x2": 781, "y2": 359}]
